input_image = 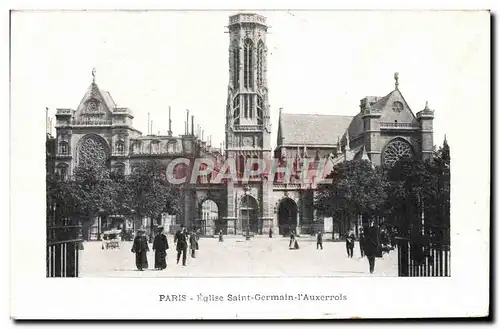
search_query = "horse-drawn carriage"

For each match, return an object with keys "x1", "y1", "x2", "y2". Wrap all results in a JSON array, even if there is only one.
[{"x1": 101, "y1": 229, "x2": 121, "y2": 250}]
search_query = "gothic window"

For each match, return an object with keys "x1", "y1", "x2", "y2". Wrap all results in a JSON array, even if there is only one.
[
  {"x1": 238, "y1": 154, "x2": 245, "y2": 177},
  {"x1": 78, "y1": 135, "x2": 109, "y2": 168},
  {"x1": 59, "y1": 141, "x2": 69, "y2": 155},
  {"x1": 256, "y1": 96, "x2": 263, "y2": 125},
  {"x1": 56, "y1": 164, "x2": 69, "y2": 180},
  {"x1": 233, "y1": 96, "x2": 240, "y2": 125},
  {"x1": 383, "y1": 139, "x2": 414, "y2": 168},
  {"x1": 233, "y1": 42, "x2": 240, "y2": 89},
  {"x1": 257, "y1": 40, "x2": 264, "y2": 87},
  {"x1": 243, "y1": 94, "x2": 253, "y2": 119},
  {"x1": 244, "y1": 38, "x2": 253, "y2": 89},
  {"x1": 116, "y1": 140, "x2": 125, "y2": 154},
  {"x1": 252, "y1": 155, "x2": 259, "y2": 178}
]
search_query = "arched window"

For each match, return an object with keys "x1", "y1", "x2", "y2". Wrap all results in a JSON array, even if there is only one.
[
  {"x1": 233, "y1": 42, "x2": 240, "y2": 89},
  {"x1": 56, "y1": 163, "x2": 69, "y2": 180},
  {"x1": 251, "y1": 155, "x2": 259, "y2": 178},
  {"x1": 59, "y1": 141, "x2": 69, "y2": 155},
  {"x1": 233, "y1": 96, "x2": 240, "y2": 125},
  {"x1": 238, "y1": 154, "x2": 245, "y2": 177},
  {"x1": 244, "y1": 38, "x2": 253, "y2": 89},
  {"x1": 116, "y1": 140, "x2": 125, "y2": 154},
  {"x1": 256, "y1": 96, "x2": 263, "y2": 125},
  {"x1": 257, "y1": 40, "x2": 264, "y2": 87},
  {"x1": 243, "y1": 94, "x2": 253, "y2": 119},
  {"x1": 383, "y1": 138, "x2": 414, "y2": 168},
  {"x1": 78, "y1": 134, "x2": 109, "y2": 168}
]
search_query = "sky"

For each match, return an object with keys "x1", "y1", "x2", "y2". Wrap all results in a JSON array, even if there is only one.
[{"x1": 11, "y1": 10, "x2": 489, "y2": 150}]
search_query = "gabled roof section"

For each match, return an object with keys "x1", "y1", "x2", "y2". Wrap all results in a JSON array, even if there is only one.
[
  {"x1": 280, "y1": 113, "x2": 353, "y2": 146},
  {"x1": 376, "y1": 88, "x2": 419, "y2": 124},
  {"x1": 75, "y1": 82, "x2": 116, "y2": 116}
]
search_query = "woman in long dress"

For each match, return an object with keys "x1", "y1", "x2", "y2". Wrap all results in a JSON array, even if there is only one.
[
  {"x1": 131, "y1": 229, "x2": 149, "y2": 271},
  {"x1": 153, "y1": 227, "x2": 169, "y2": 270},
  {"x1": 289, "y1": 230, "x2": 299, "y2": 250}
]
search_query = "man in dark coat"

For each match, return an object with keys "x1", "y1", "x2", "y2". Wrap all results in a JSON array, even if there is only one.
[
  {"x1": 346, "y1": 230, "x2": 356, "y2": 258},
  {"x1": 174, "y1": 225, "x2": 188, "y2": 266},
  {"x1": 269, "y1": 227, "x2": 273, "y2": 238},
  {"x1": 189, "y1": 230, "x2": 199, "y2": 258},
  {"x1": 131, "y1": 229, "x2": 149, "y2": 271},
  {"x1": 316, "y1": 230, "x2": 323, "y2": 250},
  {"x1": 363, "y1": 220, "x2": 381, "y2": 274},
  {"x1": 153, "y1": 226, "x2": 169, "y2": 270},
  {"x1": 358, "y1": 228, "x2": 366, "y2": 257},
  {"x1": 218, "y1": 230, "x2": 224, "y2": 242}
]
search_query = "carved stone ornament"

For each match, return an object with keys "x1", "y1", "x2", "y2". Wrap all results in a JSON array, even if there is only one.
[{"x1": 392, "y1": 101, "x2": 404, "y2": 113}]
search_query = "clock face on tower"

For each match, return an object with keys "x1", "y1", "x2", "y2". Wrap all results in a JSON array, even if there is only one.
[{"x1": 243, "y1": 137, "x2": 253, "y2": 146}]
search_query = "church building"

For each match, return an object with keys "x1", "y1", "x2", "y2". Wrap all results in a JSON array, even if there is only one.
[{"x1": 51, "y1": 12, "x2": 434, "y2": 239}]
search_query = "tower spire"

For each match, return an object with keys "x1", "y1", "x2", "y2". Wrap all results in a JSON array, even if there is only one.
[
  {"x1": 394, "y1": 72, "x2": 399, "y2": 90},
  {"x1": 92, "y1": 68, "x2": 96, "y2": 83}
]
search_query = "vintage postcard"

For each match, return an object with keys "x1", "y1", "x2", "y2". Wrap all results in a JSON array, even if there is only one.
[{"x1": 10, "y1": 8, "x2": 490, "y2": 320}]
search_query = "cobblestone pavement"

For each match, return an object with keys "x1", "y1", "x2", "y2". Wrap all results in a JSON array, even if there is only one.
[{"x1": 79, "y1": 236, "x2": 398, "y2": 277}]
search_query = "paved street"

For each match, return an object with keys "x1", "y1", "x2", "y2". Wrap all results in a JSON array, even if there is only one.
[{"x1": 80, "y1": 236, "x2": 398, "y2": 277}]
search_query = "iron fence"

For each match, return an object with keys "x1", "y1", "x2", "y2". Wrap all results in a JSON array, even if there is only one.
[{"x1": 46, "y1": 224, "x2": 83, "y2": 277}]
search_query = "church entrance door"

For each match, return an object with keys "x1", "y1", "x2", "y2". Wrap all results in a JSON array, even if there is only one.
[{"x1": 278, "y1": 198, "x2": 298, "y2": 236}]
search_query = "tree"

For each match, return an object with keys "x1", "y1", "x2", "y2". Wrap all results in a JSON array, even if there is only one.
[
  {"x1": 125, "y1": 160, "x2": 181, "y2": 240},
  {"x1": 315, "y1": 160, "x2": 387, "y2": 237}
]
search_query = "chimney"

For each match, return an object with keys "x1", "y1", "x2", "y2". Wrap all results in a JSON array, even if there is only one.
[
  {"x1": 148, "y1": 112, "x2": 150, "y2": 135},
  {"x1": 168, "y1": 106, "x2": 172, "y2": 136},
  {"x1": 45, "y1": 107, "x2": 49, "y2": 135},
  {"x1": 191, "y1": 115, "x2": 194, "y2": 136},
  {"x1": 186, "y1": 110, "x2": 189, "y2": 135}
]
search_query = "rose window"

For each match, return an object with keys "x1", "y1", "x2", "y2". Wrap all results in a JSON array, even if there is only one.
[
  {"x1": 78, "y1": 135, "x2": 109, "y2": 168},
  {"x1": 383, "y1": 139, "x2": 413, "y2": 167}
]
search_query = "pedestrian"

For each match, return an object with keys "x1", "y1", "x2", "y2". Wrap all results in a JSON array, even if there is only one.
[
  {"x1": 189, "y1": 230, "x2": 199, "y2": 258},
  {"x1": 174, "y1": 224, "x2": 188, "y2": 266},
  {"x1": 269, "y1": 227, "x2": 273, "y2": 238},
  {"x1": 289, "y1": 230, "x2": 299, "y2": 250},
  {"x1": 359, "y1": 228, "x2": 365, "y2": 258},
  {"x1": 363, "y1": 220, "x2": 381, "y2": 274},
  {"x1": 346, "y1": 230, "x2": 355, "y2": 258},
  {"x1": 131, "y1": 228, "x2": 149, "y2": 271},
  {"x1": 316, "y1": 230, "x2": 323, "y2": 250},
  {"x1": 153, "y1": 226, "x2": 169, "y2": 270},
  {"x1": 218, "y1": 230, "x2": 224, "y2": 242}
]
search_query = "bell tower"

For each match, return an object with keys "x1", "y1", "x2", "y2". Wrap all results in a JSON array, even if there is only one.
[{"x1": 224, "y1": 13, "x2": 273, "y2": 235}]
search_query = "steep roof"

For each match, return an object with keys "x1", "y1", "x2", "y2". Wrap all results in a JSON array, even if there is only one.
[{"x1": 279, "y1": 113, "x2": 353, "y2": 146}]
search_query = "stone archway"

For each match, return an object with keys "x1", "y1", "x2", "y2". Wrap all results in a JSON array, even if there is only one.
[
  {"x1": 278, "y1": 197, "x2": 298, "y2": 236},
  {"x1": 198, "y1": 198, "x2": 221, "y2": 236},
  {"x1": 240, "y1": 194, "x2": 259, "y2": 234}
]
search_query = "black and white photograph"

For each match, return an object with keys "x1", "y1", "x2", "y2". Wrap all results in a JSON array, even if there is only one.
[{"x1": 10, "y1": 7, "x2": 490, "y2": 320}]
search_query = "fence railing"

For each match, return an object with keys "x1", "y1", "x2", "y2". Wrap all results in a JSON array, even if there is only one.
[
  {"x1": 46, "y1": 224, "x2": 83, "y2": 277},
  {"x1": 396, "y1": 237, "x2": 451, "y2": 277}
]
